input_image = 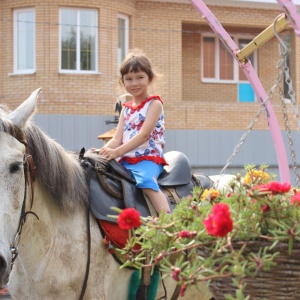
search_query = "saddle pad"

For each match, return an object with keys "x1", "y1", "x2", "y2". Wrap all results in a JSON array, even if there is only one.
[
  {"x1": 99, "y1": 220, "x2": 141, "y2": 251},
  {"x1": 99, "y1": 220, "x2": 130, "y2": 249}
]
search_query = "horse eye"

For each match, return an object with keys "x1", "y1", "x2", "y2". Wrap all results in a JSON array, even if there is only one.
[{"x1": 10, "y1": 162, "x2": 22, "y2": 173}]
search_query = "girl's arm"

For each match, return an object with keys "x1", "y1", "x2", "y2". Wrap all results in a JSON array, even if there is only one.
[{"x1": 100, "y1": 100, "x2": 162, "y2": 160}]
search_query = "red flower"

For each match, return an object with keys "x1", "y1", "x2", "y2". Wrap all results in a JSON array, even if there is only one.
[
  {"x1": 171, "y1": 266, "x2": 181, "y2": 281},
  {"x1": 262, "y1": 204, "x2": 270, "y2": 213},
  {"x1": 203, "y1": 203, "x2": 233, "y2": 237},
  {"x1": 266, "y1": 181, "x2": 291, "y2": 194},
  {"x1": 155, "y1": 250, "x2": 166, "y2": 263},
  {"x1": 291, "y1": 190, "x2": 300, "y2": 206},
  {"x1": 252, "y1": 184, "x2": 269, "y2": 192},
  {"x1": 180, "y1": 283, "x2": 187, "y2": 297},
  {"x1": 117, "y1": 208, "x2": 141, "y2": 230},
  {"x1": 178, "y1": 230, "x2": 197, "y2": 238}
]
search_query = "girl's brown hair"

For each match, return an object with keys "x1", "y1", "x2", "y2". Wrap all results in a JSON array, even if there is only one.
[{"x1": 119, "y1": 49, "x2": 156, "y2": 84}]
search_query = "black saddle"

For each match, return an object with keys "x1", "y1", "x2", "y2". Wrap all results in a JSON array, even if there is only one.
[{"x1": 80, "y1": 150, "x2": 213, "y2": 223}]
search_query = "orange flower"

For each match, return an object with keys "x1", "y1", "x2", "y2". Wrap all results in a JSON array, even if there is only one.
[
  {"x1": 117, "y1": 208, "x2": 141, "y2": 230},
  {"x1": 201, "y1": 188, "x2": 220, "y2": 201},
  {"x1": 244, "y1": 169, "x2": 270, "y2": 185}
]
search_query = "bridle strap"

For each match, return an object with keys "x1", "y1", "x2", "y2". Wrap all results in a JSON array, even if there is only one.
[
  {"x1": 10, "y1": 134, "x2": 37, "y2": 269},
  {"x1": 10, "y1": 152, "x2": 38, "y2": 269},
  {"x1": 25, "y1": 154, "x2": 36, "y2": 209},
  {"x1": 10, "y1": 141, "x2": 91, "y2": 300}
]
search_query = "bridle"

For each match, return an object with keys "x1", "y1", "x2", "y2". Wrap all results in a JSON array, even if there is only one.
[
  {"x1": 10, "y1": 137, "x2": 37, "y2": 270},
  {"x1": 7, "y1": 133, "x2": 90, "y2": 300}
]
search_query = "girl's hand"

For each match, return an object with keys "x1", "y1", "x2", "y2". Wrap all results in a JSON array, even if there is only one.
[
  {"x1": 0, "y1": 287, "x2": 8, "y2": 296},
  {"x1": 99, "y1": 147, "x2": 118, "y2": 161}
]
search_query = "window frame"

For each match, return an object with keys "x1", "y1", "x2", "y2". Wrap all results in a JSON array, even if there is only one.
[
  {"x1": 201, "y1": 33, "x2": 258, "y2": 84},
  {"x1": 118, "y1": 14, "x2": 129, "y2": 71},
  {"x1": 59, "y1": 7, "x2": 98, "y2": 74},
  {"x1": 13, "y1": 8, "x2": 36, "y2": 74}
]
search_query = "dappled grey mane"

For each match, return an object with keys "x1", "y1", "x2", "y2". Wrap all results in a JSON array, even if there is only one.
[
  {"x1": 25, "y1": 124, "x2": 90, "y2": 211},
  {"x1": 0, "y1": 104, "x2": 89, "y2": 212}
]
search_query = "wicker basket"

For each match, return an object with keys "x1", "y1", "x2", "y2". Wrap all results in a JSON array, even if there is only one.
[{"x1": 205, "y1": 241, "x2": 300, "y2": 300}]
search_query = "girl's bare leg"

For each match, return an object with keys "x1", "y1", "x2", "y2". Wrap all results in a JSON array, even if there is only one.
[{"x1": 142, "y1": 188, "x2": 171, "y2": 214}]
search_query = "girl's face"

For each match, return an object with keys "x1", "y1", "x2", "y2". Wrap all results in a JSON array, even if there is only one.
[{"x1": 123, "y1": 70, "x2": 150, "y2": 101}]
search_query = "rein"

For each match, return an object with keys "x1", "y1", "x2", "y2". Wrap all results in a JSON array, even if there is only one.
[{"x1": 79, "y1": 148, "x2": 92, "y2": 300}]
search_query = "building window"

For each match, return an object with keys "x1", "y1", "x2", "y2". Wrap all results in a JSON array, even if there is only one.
[
  {"x1": 219, "y1": 40, "x2": 234, "y2": 80},
  {"x1": 60, "y1": 8, "x2": 98, "y2": 73},
  {"x1": 202, "y1": 36, "x2": 215, "y2": 79},
  {"x1": 202, "y1": 34, "x2": 257, "y2": 83},
  {"x1": 14, "y1": 8, "x2": 35, "y2": 74},
  {"x1": 118, "y1": 14, "x2": 129, "y2": 70}
]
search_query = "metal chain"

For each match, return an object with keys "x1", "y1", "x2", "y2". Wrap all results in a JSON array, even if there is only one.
[
  {"x1": 218, "y1": 38, "x2": 300, "y2": 188},
  {"x1": 213, "y1": 85, "x2": 278, "y2": 189},
  {"x1": 218, "y1": 14, "x2": 300, "y2": 184},
  {"x1": 276, "y1": 42, "x2": 300, "y2": 185},
  {"x1": 218, "y1": 19, "x2": 296, "y2": 182},
  {"x1": 283, "y1": 65, "x2": 300, "y2": 130},
  {"x1": 272, "y1": 15, "x2": 300, "y2": 132},
  {"x1": 218, "y1": 65, "x2": 282, "y2": 178},
  {"x1": 218, "y1": 100, "x2": 267, "y2": 176}
]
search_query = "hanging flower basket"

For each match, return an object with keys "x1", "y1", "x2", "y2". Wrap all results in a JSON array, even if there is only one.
[
  {"x1": 114, "y1": 164, "x2": 300, "y2": 300},
  {"x1": 203, "y1": 241, "x2": 300, "y2": 299}
]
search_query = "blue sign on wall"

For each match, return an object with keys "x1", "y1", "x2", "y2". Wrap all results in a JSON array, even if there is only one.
[{"x1": 238, "y1": 83, "x2": 255, "y2": 102}]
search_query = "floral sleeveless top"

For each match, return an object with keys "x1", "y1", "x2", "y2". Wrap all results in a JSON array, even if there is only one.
[{"x1": 119, "y1": 95, "x2": 168, "y2": 165}]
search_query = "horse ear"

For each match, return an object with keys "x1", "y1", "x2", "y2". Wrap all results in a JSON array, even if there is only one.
[{"x1": 8, "y1": 88, "x2": 42, "y2": 129}]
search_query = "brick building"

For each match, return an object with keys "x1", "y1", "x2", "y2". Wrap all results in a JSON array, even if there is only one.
[{"x1": 0, "y1": 0, "x2": 299, "y2": 182}]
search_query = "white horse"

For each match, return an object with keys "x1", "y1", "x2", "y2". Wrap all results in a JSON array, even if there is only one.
[{"x1": 0, "y1": 89, "x2": 234, "y2": 300}]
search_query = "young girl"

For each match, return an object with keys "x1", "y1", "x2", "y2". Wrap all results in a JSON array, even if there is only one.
[{"x1": 99, "y1": 49, "x2": 170, "y2": 214}]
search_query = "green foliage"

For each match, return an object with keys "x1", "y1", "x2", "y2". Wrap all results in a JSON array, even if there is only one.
[{"x1": 117, "y1": 165, "x2": 300, "y2": 299}]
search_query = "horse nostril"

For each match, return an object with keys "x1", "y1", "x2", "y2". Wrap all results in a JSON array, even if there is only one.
[{"x1": 0, "y1": 254, "x2": 8, "y2": 282}]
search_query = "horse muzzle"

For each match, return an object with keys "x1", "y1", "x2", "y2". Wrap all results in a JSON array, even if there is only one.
[{"x1": 0, "y1": 252, "x2": 10, "y2": 288}]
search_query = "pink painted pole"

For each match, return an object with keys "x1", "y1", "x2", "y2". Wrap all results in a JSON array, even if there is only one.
[
  {"x1": 276, "y1": 0, "x2": 300, "y2": 37},
  {"x1": 189, "y1": 0, "x2": 291, "y2": 182}
]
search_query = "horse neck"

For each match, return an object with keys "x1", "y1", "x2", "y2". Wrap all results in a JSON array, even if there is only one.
[{"x1": 18, "y1": 181, "x2": 88, "y2": 268}]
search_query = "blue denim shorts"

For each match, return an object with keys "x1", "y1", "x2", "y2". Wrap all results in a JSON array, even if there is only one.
[{"x1": 121, "y1": 160, "x2": 164, "y2": 192}]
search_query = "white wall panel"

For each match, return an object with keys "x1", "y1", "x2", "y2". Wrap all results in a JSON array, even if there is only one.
[{"x1": 33, "y1": 114, "x2": 300, "y2": 185}]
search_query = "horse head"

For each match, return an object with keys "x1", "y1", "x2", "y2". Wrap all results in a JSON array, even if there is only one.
[{"x1": 0, "y1": 88, "x2": 41, "y2": 289}]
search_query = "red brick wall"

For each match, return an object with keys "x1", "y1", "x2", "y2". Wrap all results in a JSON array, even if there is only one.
[{"x1": 0, "y1": 0, "x2": 298, "y2": 131}]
